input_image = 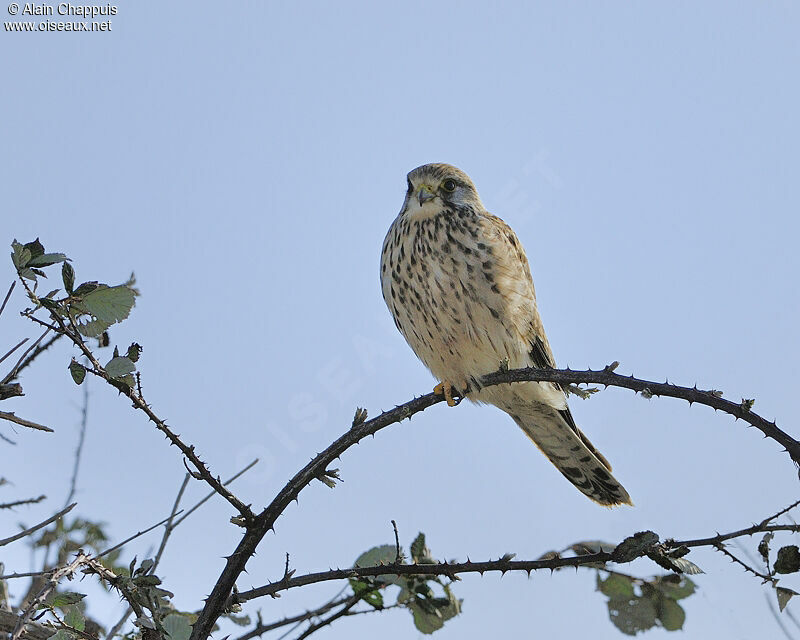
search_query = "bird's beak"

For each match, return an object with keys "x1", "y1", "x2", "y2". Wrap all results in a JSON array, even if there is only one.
[{"x1": 417, "y1": 184, "x2": 435, "y2": 206}]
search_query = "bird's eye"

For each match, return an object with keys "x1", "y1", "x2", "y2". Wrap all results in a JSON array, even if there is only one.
[{"x1": 442, "y1": 179, "x2": 457, "y2": 193}]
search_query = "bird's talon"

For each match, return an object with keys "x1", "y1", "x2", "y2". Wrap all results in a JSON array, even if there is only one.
[{"x1": 434, "y1": 381, "x2": 459, "y2": 407}]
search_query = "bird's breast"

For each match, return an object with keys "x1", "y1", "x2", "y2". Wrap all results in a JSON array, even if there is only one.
[{"x1": 381, "y1": 212, "x2": 525, "y2": 390}]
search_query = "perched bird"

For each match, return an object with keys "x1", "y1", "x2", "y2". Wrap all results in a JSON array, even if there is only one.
[{"x1": 380, "y1": 163, "x2": 631, "y2": 506}]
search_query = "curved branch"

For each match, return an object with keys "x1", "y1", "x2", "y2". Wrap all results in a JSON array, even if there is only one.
[{"x1": 191, "y1": 364, "x2": 800, "y2": 639}]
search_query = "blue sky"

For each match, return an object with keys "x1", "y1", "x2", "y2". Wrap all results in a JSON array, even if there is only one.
[{"x1": 2, "y1": 2, "x2": 800, "y2": 638}]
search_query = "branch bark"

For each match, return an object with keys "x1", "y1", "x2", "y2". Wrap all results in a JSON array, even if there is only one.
[{"x1": 189, "y1": 365, "x2": 800, "y2": 639}]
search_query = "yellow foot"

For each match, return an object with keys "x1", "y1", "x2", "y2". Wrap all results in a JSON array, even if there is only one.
[{"x1": 433, "y1": 381, "x2": 458, "y2": 407}]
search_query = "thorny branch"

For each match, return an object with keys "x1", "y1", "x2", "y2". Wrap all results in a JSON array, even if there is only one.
[
  {"x1": 233, "y1": 500, "x2": 800, "y2": 604},
  {"x1": 190, "y1": 364, "x2": 800, "y2": 639},
  {"x1": 29, "y1": 301, "x2": 254, "y2": 521}
]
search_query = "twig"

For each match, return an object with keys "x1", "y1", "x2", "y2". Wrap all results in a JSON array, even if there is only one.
[
  {"x1": 1, "y1": 328, "x2": 50, "y2": 385},
  {"x1": 0, "y1": 383, "x2": 23, "y2": 401},
  {"x1": 64, "y1": 382, "x2": 90, "y2": 508},
  {"x1": 0, "y1": 502, "x2": 76, "y2": 547},
  {"x1": 13, "y1": 334, "x2": 63, "y2": 379},
  {"x1": 234, "y1": 596, "x2": 355, "y2": 640},
  {"x1": 0, "y1": 411, "x2": 53, "y2": 433},
  {"x1": 715, "y1": 543, "x2": 775, "y2": 583},
  {"x1": 44, "y1": 310, "x2": 254, "y2": 520},
  {"x1": 152, "y1": 473, "x2": 190, "y2": 568},
  {"x1": 0, "y1": 282, "x2": 14, "y2": 318},
  {"x1": 293, "y1": 597, "x2": 361, "y2": 640},
  {"x1": 11, "y1": 551, "x2": 87, "y2": 640},
  {"x1": 0, "y1": 495, "x2": 46, "y2": 510},
  {"x1": 0, "y1": 338, "x2": 28, "y2": 367},
  {"x1": 391, "y1": 520, "x2": 401, "y2": 563},
  {"x1": 96, "y1": 511, "x2": 184, "y2": 560},
  {"x1": 172, "y1": 458, "x2": 259, "y2": 528},
  {"x1": 0, "y1": 569, "x2": 53, "y2": 580}
]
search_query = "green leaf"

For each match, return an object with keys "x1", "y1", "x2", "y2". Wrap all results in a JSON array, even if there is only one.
[
  {"x1": 777, "y1": 586, "x2": 798, "y2": 612},
  {"x1": 39, "y1": 298, "x2": 59, "y2": 311},
  {"x1": 351, "y1": 580, "x2": 384, "y2": 608},
  {"x1": 223, "y1": 613, "x2": 251, "y2": 627},
  {"x1": 613, "y1": 531, "x2": 659, "y2": 563},
  {"x1": 775, "y1": 546, "x2": 800, "y2": 574},
  {"x1": 62, "y1": 262, "x2": 75, "y2": 295},
  {"x1": 18, "y1": 267, "x2": 37, "y2": 281},
  {"x1": 48, "y1": 592, "x2": 86, "y2": 607},
  {"x1": 69, "y1": 360, "x2": 86, "y2": 385},
  {"x1": 126, "y1": 342, "x2": 142, "y2": 363},
  {"x1": 411, "y1": 533, "x2": 434, "y2": 563},
  {"x1": 408, "y1": 591, "x2": 461, "y2": 635},
  {"x1": 49, "y1": 631, "x2": 73, "y2": 640},
  {"x1": 82, "y1": 285, "x2": 136, "y2": 325},
  {"x1": 608, "y1": 596, "x2": 658, "y2": 636},
  {"x1": 657, "y1": 597, "x2": 686, "y2": 631},
  {"x1": 597, "y1": 573, "x2": 635, "y2": 599},
  {"x1": 571, "y1": 540, "x2": 617, "y2": 555},
  {"x1": 72, "y1": 281, "x2": 100, "y2": 297},
  {"x1": 64, "y1": 606, "x2": 85, "y2": 632},
  {"x1": 353, "y1": 544, "x2": 401, "y2": 585},
  {"x1": 162, "y1": 613, "x2": 192, "y2": 640},
  {"x1": 28, "y1": 252, "x2": 68, "y2": 268},
  {"x1": 11, "y1": 240, "x2": 31, "y2": 269},
  {"x1": 656, "y1": 575, "x2": 696, "y2": 600},
  {"x1": 23, "y1": 238, "x2": 45, "y2": 259},
  {"x1": 105, "y1": 356, "x2": 135, "y2": 379},
  {"x1": 666, "y1": 557, "x2": 704, "y2": 575}
]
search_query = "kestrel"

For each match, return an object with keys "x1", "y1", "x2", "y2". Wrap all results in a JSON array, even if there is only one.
[{"x1": 380, "y1": 163, "x2": 631, "y2": 506}]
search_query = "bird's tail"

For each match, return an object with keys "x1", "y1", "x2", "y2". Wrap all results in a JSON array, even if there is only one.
[{"x1": 495, "y1": 392, "x2": 632, "y2": 506}]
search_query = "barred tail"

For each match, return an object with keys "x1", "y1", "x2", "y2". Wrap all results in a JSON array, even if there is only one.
[{"x1": 507, "y1": 405, "x2": 632, "y2": 507}]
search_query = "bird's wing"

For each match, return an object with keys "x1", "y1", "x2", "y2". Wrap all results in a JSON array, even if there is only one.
[{"x1": 478, "y1": 212, "x2": 614, "y2": 473}]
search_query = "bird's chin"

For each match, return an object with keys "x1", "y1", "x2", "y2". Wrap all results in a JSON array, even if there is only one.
[{"x1": 403, "y1": 200, "x2": 443, "y2": 221}]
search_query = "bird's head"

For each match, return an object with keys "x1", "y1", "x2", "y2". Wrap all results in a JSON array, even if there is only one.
[{"x1": 400, "y1": 163, "x2": 484, "y2": 220}]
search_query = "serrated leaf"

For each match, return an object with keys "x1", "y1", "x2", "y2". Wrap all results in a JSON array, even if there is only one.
[
  {"x1": 135, "y1": 558, "x2": 154, "y2": 575},
  {"x1": 777, "y1": 586, "x2": 798, "y2": 612},
  {"x1": 11, "y1": 240, "x2": 31, "y2": 269},
  {"x1": 105, "y1": 356, "x2": 135, "y2": 379},
  {"x1": 72, "y1": 281, "x2": 100, "y2": 297},
  {"x1": 657, "y1": 576, "x2": 696, "y2": 600},
  {"x1": 411, "y1": 533, "x2": 433, "y2": 563},
  {"x1": 82, "y1": 285, "x2": 136, "y2": 325},
  {"x1": 39, "y1": 298, "x2": 59, "y2": 311},
  {"x1": 597, "y1": 573, "x2": 635, "y2": 599},
  {"x1": 49, "y1": 592, "x2": 86, "y2": 607},
  {"x1": 351, "y1": 580, "x2": 384, "y2": 608},
  {"x1": 134, "y1": 574, "x2": 162, "y2": 586},
  {"x1": 775, "y1": 546, "x2": 800, "y2": 574},
  {"x1": 127, "y1": 343, "x2": 142, "y2": 363},
  {"x1": 28, "y1": 252, "x2": 68, "y2": 268},
  {"x1": 223, "y1": 613, "x2": 251, "y2": 627},
  {"x1": 62, "y1": 262, "x2": 75, "y2": 295},
  {"x1": 657, "y1": 597, "x2": 686, "y2": 631},
  {"x1": 667, "y1": 557, "x2": 704, "y2": 575},
  {"x1": 18, "y1": 267, "x2": 37, "y2": 281},
  {"x1": 353, "y1": 544, "x2": 401, "y2": 585},
  {"x1": 23, "y1": 239, "x2": 45, "y2": 258},
  {"x1": 408, "y1": 593, "x2": 461, "y2": 635},
  {"x1": 64, "y1": 606, "x2": 85, "y2": 632},
  {"x1": 572, "y1": 540, "x2": 617, "y2": 555},
  {"x1": 608, "y1": 596, "x2": 658, "y2": 636},
  {"x1": 69, "y1": 361, "x2": 86, "y2": 385},
  {"x1": 613, "y1": 531, "x2": 659, "y2": 563},
  {"x1": 162, "y1": 613, "x2": 192, "y2": 640}
]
